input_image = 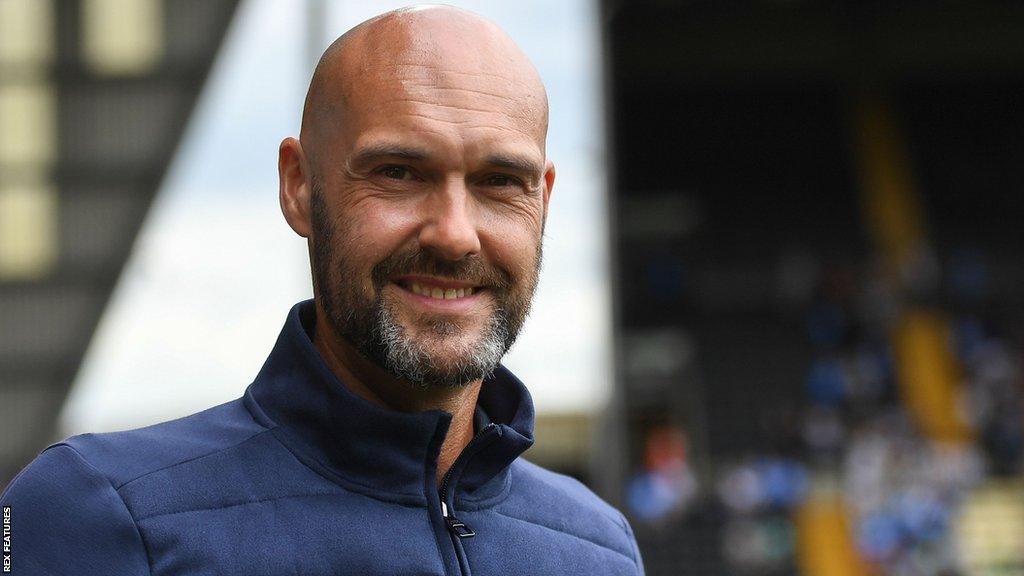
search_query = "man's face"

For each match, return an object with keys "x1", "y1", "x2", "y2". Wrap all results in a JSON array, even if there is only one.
[{"x1": 308, "y1": 56, "x2": 552, "y2": 388}]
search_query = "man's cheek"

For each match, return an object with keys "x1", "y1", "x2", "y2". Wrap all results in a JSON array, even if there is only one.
[{"x1": 502, "y1": 237, "x2": 540, "y2": 281}]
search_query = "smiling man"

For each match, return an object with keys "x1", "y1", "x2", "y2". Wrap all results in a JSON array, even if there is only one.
[{"x1": 0, "y1": 6, "x2": 643, "y2": 576}]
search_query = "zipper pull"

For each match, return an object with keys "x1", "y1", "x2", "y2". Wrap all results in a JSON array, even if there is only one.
[{"x1": 441, "y1": 501, "x2": 475, "y2": 538}]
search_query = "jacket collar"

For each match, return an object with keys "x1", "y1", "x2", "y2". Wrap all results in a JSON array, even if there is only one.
[{"x1": 243, "y1": 300, "x2": 535, "y2": 504}]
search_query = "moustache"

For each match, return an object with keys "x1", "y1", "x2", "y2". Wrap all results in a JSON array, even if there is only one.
[{"x1": 370, "y1": 248, "x2": 514, "y2": 293}]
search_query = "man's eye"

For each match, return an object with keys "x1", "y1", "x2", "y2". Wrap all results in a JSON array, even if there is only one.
[
  {"x1": 484, "y1": 174, "x2": 517, "y2": 187},
  {"x1": 379, "y1": 165, "x2": 414, "y2": 180}
]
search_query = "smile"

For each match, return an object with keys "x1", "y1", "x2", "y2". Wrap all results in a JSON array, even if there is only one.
[
  {"x1": 392, "y1": 276, "x2": 484, "y2": 307},
  {"x1": 408, "y1": 282, "x2": 476, "y2": 300}
]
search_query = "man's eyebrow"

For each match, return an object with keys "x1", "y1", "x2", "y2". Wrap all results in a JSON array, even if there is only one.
[
  {"x1": 483, "y1": 153, "x2": 543, "y2": 176},
  {"x1": 349, "y1": 143, "x2": 431, "y2": 166},
  {"x1": 349, "y1": 144, "x2": 543, "y2": 177}
]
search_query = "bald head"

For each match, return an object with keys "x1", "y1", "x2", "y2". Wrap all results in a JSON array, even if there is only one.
[{"x1": 299, "y1": 5, "x2": 549, "y2": 167}]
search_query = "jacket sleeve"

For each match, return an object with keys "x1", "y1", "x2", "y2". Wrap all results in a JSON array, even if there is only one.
[{"x1": 0, "y1": 444, "x2": 151, "y2": 575}]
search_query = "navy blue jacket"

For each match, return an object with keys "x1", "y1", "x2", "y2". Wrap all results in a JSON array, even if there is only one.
[{"x1": 1, "y1": 301, "x2": 644, "y2": 575}]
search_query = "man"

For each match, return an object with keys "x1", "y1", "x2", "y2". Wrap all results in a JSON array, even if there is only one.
[{"x1": 1, "y1": 6, "x2": 644, "y2": 575}]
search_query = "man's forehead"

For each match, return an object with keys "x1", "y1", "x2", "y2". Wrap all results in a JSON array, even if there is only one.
[{"x1": 347, "y1": 63, "x2": 542, "y2": 124}]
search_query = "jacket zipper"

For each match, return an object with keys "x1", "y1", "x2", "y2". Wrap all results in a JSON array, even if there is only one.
[
  {"x1": 438, "y1": 422, "x2": 496, "y2": 536},
  {"x1": 436, "y1": 422, "x2": 497, "y2": 575},
  {"x1": 441, "y1": 501, "x2": 475, "y2": 537}
]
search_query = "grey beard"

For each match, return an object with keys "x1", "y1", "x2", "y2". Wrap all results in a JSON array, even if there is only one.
[
  {"x1": 372, "y1": 297, "x2": 512, "y2": 388},
  {"x1": 308, "y1": 173, "x2": 537, "y2": 389}
]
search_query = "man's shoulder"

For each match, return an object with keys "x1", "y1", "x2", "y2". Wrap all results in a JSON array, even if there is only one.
[
  {"x1": 58, "y1": 396, "x2": 268, "y2": 489},
  {"x1": 0, "y1": 397, "x2": 271, "y2": 573},
  {"x1": 508, "y1": 458, "x2": 623, "y2": 522},
  {"x1": 500, "y1": 458, "x2": 641, "y2": 568}
]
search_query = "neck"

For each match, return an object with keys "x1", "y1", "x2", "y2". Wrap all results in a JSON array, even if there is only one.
[{"x1": 311, "y1": 304, "x2": 482, "y2": 486}]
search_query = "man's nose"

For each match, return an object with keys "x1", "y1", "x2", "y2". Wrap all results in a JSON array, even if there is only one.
[{"x1": 417, "y1": 180, "x2": 481, "y2": 261}]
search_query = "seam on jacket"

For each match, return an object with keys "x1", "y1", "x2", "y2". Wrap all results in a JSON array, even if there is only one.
[
  {"x1": 489, "y1": 509, "x2": 636, "y2": 563},
  {"x1": 615, "y1": 511, "x2": 640, "y2": 573},
  {"x1": 132, "y1": 490, "x2": 407, "y2": 522},
  {"x1": 241, "y1": 385, "x2": 276, "y2": 429},
  {"x1": 114, "y1": 427, "x2": 273, "y2": 490},
  {"x1": 57, "y1": 443, "x2": 154, "y2": 576}
]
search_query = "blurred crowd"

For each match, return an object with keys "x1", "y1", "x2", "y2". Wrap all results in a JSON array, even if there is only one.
[{"x1": 626, "y1": 245, "x2": 1024, "y2": 575}]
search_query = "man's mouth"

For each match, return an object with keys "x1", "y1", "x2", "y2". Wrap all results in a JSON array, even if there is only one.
[
  {"x1": 392, "y1": 277, "x2": 483, "y2": 301},
  {"x1": 408, "y1": 282, "x2": 476, "y2": 300}
]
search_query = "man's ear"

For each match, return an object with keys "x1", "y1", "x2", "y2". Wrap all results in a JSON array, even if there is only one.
[
  {"x1": 541, "y1": 158, "x2": 556, "y2": 230},
  {"x1": 279, "y1": 137, "x2": 313, "y2": 238}
]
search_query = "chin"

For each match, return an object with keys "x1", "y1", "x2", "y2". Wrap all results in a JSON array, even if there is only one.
[
  {"x1": 400, "y1": 311, "x2": 487, "y2": 339},
  {"x1": 415, "y1": 338, "x2": 484, "y2": 365}
]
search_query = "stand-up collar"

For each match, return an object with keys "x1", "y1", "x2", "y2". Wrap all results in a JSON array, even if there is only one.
[{"x1": 243, "y1": 300, "x2": 535, "y2": 504}]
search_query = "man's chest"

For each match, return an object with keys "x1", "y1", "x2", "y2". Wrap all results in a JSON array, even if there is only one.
[{"x1": 132, "y1": 493, "x2": 637, "y2": 576}]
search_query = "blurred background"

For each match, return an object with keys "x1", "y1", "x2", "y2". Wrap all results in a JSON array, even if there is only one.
[{"x1": 1, "y1": 1, "x2": 1022, "y2": 574}]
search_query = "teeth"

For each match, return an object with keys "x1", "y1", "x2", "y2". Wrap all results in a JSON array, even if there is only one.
[{"x1": 407, "y1": 282, "x2": 475, "y2": 300}]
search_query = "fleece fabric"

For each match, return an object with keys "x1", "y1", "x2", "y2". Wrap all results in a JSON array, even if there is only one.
[{"x1": 1, "y1": 300, "x2": 644, "y2": 575}]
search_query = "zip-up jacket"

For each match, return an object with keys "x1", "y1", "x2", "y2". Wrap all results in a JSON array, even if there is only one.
[{"x1": 1, "y1": 300, "x2": 645, "y2": 575}]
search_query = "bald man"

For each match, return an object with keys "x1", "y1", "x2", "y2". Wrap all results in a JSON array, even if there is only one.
[{"x1": 0, "y1": 6, "x2": 644, "y2": 575}]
